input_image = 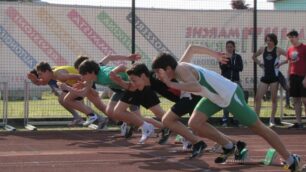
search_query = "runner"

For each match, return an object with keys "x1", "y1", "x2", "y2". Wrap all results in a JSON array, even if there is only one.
[{"x1": 151, "y1": 44, "x2": 301, "y2": 172}]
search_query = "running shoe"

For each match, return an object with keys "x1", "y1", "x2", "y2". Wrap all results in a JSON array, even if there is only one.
[
  {"x1": 283, "y1": 154, "x2": 301, "y2": 172},
  {"x1": 83, "y1": 114, "x2": 98, "y2": 126},
  {"x1": 139, "y1": 123, "x2": 154, "y2": 144},
  {"x1": 158, "y1": 128, "x2": 172, "y2": 145},
  {"x1": 190, "y1": 141, "x2": 207, "y2": 159}
]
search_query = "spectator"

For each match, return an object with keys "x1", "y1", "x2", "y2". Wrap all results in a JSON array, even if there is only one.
[
  {"x1": 219, "y1": 40, "x2": 243, "y2": 127},
  {"x1": 252, "y1": 33, "x2": 287, "y2": 127},
  {"x1": 284, "y1": 30, "x2": 306, "y2": 129}
]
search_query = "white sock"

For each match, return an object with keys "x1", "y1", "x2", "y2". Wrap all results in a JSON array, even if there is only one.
[
  {"x1": 223, "y1": 142, "x2": 234, "y2": 149},
  {"x1": 142, "y1": 121, "x2": 149, "y2": 129},
  {"x1": 285, "y1": 155, "x2": 294, "y2": 165}
]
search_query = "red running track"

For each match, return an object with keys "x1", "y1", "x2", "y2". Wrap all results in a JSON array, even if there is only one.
[{"x1": 0, "y1": 128, "x2": 305, "y2": 172}]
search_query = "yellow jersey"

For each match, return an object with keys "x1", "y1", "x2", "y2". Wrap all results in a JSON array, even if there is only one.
[{"x1": 52, "y1": 66, "x2": 79, "y2": 86}]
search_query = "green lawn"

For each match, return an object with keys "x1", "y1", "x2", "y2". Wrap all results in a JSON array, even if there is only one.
[{"x1": 1, "y1": 91, "x2": 296, "y2": 119}]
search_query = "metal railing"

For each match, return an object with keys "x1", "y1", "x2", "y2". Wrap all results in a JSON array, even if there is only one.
[
  {"x1": 0, "y1": 82, "x2": 15, "y2": 131},
  {"x1": 23, "y1": 80, "x2": 71, "y2": 130}
]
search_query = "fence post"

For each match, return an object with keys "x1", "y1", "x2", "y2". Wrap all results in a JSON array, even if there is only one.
[{"x1": 24, "y1": 80, "x2": 37, "y2": 131}]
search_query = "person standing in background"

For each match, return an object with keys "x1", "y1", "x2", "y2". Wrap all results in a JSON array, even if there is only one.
[
  {"x1": 283, "y1": 30, "x2": 306, "y2": 129},
  {"x1": 219, "y1": 40, "x2": 243, "y2": 127},
  {"x1": 252, "y1": 33, "x2": 287, "y2": 127}
]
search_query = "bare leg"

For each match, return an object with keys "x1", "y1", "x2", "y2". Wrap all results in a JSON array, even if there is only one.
[
  {"x1": 255, "y1": 82, "x2": 269, "y2": 116},
  {"x1": 292, "y1": 97, "x2": 302, "y2": 124},
  {"x1": 144, "y1": 118, "x2": 163, "y2": 128},
  {"x1": 58, "y1": 92, "x2": 81, "y2": 119},
  {"x1": 142, "y1": 104, "x2": 165, "y2": 128},
  {"x1": 163, "y1": 110, "x2": 199, "y2": 144},
  {"x1": 106, "y1": 100, "x2": 118, "y2": 120},
  {"x1": 248, "y1": 119, "x2": 291, "y2": 159},
  {"x1": 303, "y1": 98, "x2": 306, "y2": 119},
  {"x1": 113, "y1": 101, "x2": 144, "y2": 127},
  {"x1": 269, "y1": 82, "x2": 279, "y2": 123},
  {"x1": 64, "y1": 92, "x2": 93, "y2": 115},
  {"x1": 87, "y1": 89, "x2": 107, "y2": 114},
  {"x1": 188, "y1": 111, "x2": 231, "y2": 146},
  {"x1": 149, "y1": 104, "x2": 165, "y2": 120}
]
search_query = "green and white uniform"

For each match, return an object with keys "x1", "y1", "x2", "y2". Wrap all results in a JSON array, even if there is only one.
[
  {"x1": 188, "y1": 63, "x2": 258, "y2": 126},
  {"x1": 96, "y1": 66, "x2": 128, "y2": 90}
]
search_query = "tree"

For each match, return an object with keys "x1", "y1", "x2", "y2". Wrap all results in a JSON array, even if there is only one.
[{"x1": 231, "y1": 0, "x2": 249, "y2": 9}]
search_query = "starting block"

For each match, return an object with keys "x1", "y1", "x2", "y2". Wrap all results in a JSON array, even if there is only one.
[
  {"x1": 4, "y1": 125, "x2": 16, "y2": 132},
  {"x1": 225, "y1": 148, "x2": 277, "y2": 166},
  {"x1": 88, "y1": 124, "x2": 99, "y2": 130},
  {"x1": 25, "y1": 124, "x2": 37, "y2": 131},
  {"x1": 174, "y1": 134, "x2": 183, "y2": 144},
  {"x1": 262, "y1": 148, "x2": 277, "y2": 165}
]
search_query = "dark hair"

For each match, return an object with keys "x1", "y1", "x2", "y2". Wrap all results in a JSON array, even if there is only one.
[
  {"x1": 126, "y1": 63, "x2": 150, "y2": 77},
  {"x1": 74, "y1": 55, "x2": 89, "y2": 69},
  {"x1": 36, "y1": 62, "x2": 52, "y2": 72},
  {"x1": 287, "y1": 30, "x2": 299, "y2": 37},
  {"x1": 226, "y1": 40, "x2": 235, "y2": 47},
  {"x1": 152, "y1": 53, "x2": 177, "y2": 70},
  {"x1": 78, "y1": 60, "x2": 100, "y2": 75},
  {"x1": 30, "y1": 69, "x2": 38, "y2": 78},
  {"x1": 226, "y1": 40, "x2": 236, "y2": 53},
  {"x1": 265, "y1": 33, "x2": 278, "y2": 45}
]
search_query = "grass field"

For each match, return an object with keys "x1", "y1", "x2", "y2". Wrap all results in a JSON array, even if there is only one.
[{"x1": 0, "y1": 91, "x2": 297, "y2": 119}]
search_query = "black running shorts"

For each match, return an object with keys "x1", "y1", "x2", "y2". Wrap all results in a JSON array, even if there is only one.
[
  {"x1": 120, "y1": 86, "x2": 160, "y2": 109},
  {"x1": 260, "y1": 76, "x2": 279, "y2": 84},
  {"x1": 171, "y1": 96, "x2": 202, "y2": 117},
  {"x1": 289, "y1": 75, "x2": 306, "y2": 97}
]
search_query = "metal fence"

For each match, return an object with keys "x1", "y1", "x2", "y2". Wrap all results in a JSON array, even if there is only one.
[
  {"x1": 23, "y1": 80, "x2": 110, "y2": 130},
  {"x1": 23, "y1": 80, "x2": 71, "y2": 130},
  {"x1": 0, "y1": 82, "x2": 15, "y2": 131}
]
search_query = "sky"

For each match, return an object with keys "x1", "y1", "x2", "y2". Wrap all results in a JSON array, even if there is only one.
[{"x1": 40, "y1": 0, "x2": 274, "y2": 10}]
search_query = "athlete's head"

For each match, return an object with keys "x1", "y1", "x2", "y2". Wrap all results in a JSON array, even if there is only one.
[
  {"x1": 152, "y1": 53, "x2": 178, "y2": 71},
  {"x1": 126, "y1": 63, "x2": 150, "y2": 90},
  {"x1": 35, "y1": 62, "x2": 53, "y2": 83},
  {"x1": 265, "y1": 33, "x2": 278, "y2": 47},
  {"x1": 78, "y1": 60, "x2": 100, "y2": 82},
  {"x1": 287, "y1": 30, "x2": 299, "y2": 46},
  {"x1": 74, "y1": 55, "x2": 89, "y2": 70},
  {"x1": 152, "y1": 53, "x2": 177, "y2": 81}
]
